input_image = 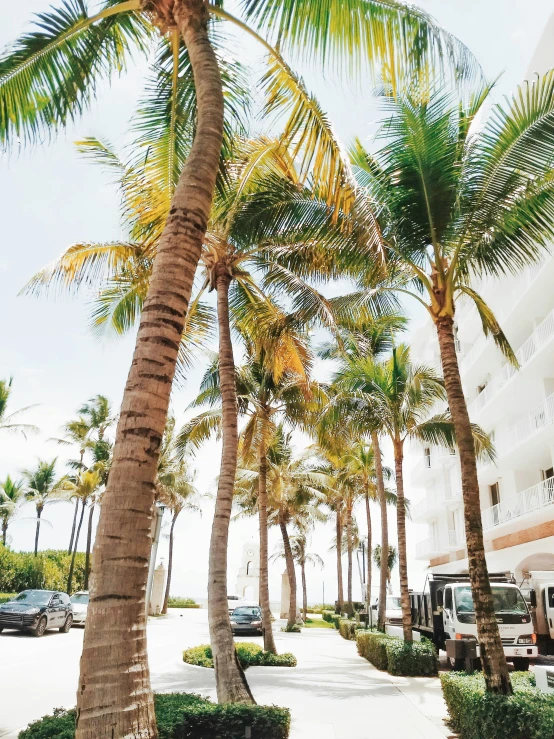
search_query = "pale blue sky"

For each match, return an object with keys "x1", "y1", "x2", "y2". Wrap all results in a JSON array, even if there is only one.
[{"x1": 1, "y1": 1, "x2": 552, "y2": 601}]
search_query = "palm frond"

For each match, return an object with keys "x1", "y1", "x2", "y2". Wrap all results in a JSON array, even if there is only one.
[{"x1": 458, "y1": 286, "x2": 517, "y2": 367}]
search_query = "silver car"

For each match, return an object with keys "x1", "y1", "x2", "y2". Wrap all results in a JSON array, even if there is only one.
[{"x1": 70, "y1": 591, "x2": 89, "y2": 626}]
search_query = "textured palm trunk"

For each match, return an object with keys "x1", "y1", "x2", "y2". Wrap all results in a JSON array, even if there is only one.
[
  {"x1": 162, "y1": 513, "x2": 178, "y2": 614},
  {"x1": 2, "y1": 518, "x2": 7, "y2": 545},
  {"x1": 336, "y1": 508, "x2": 344, "y2": 613},
  {"x1": 209, "y1": 270, "x2": 254, "y2": 704},
  {"x1": 365, "y1": 490, "x2": 372, "y2": 610},
  {"x1": 84, "y1": 503, "x2": 95, "y2": 591},
  {"x1": 436, "y1": 314, "x2": 511, "y2": 694},
  {"x1": 34, "y1": 505, "x2": 42, "y2": 556},
  {"x1": 68, "y1": 500, "x2": 86, "y2": 594},
  {"x1": 74, "y1": 2, "x2": 225, "y2": 735},
  {"x1": 346, "y1": 502, "x2": 354, "y2": 617},
  {"x1": 280, "y1": 517, "x2": 297, "y2": 628},
  {"x1": 372, "y1": 431, "x2": 388, "y2": 632},
  {"x1": 68, "y1": 499, "x2": 79, "y2": 555},
  {"x1": 393, "y1": 440, "x2": 412, "y2": 643},
  {"x1": 258, "y1": 426, "x2": 277, "y2": 653},
  {"x1": 301, "y1": 562, "x2": 307, "y2": 622}
]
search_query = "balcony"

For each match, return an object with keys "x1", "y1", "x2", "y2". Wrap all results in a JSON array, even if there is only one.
[
  {"x1": 469, "y1": 307, "x2": 554, "y2": 417},
  {"x1": 482, "y1": 478, "x2": 554, "y2": 531},
  {"x1": 497, "y1": 392, "x2": 554, "y2": 457},
  {"x1": 412, "y1": 479, "x2": 463, "y2": 523},
  {"x1": 411, "y1": 447, "x2": 459, "y2": 486},
  {"x1": 447, "y1": 529, "x2": 466, "y2": 550},
  {"x1": 415, "y1": 537, "x2": 444, "y2": 560}
]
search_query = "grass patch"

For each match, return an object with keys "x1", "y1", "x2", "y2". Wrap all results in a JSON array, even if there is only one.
[
  {"x1": 302, "y1": 617, "x2": 334, "y2": 629},
  {"x1": 167, "y1": 596, "x2": 200, "y2": 608},
  {"x1": 183, "y1": 643, "x2": 297, "y2": 669}
]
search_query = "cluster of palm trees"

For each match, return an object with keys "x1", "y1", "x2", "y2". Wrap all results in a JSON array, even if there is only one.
[{"x1": 3, "y1": 0, "x2": 554, "y2": 735}]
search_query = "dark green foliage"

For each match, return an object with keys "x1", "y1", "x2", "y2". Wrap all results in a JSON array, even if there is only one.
[
  {"x1": 19, "y1": 695, "x2": 291, "y2": 739},
  {"x1": 0, "y1": 592, "x2": 17, "y2": 603},
  {"x1": 321, "y1": 610, "x2": 335, "y2": 623},
  {"x1": 441, "y1": 672, "x2": 554, "y2": 739},
  {"x1": 356, "y1": 630, "x2": 393, "y2": 670},
  {"x1": 0, "y1": 546, "x2": 85, "y2": 593},
  {"x1": 182, "y1": 643, "x2": 297, "y2": 669},
  {"x1": 385, "y1": 638, "x2": 438, "y2": 676},
  {"x1": 338, "y1": 618, "x2": 364, "y2": 640},
  {"x1": 167, "y1": 596, "x2": 200, "y2": 608}
]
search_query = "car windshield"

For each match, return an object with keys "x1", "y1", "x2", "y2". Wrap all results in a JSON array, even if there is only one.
[
  {"x1": 13, "y1": 591, "x2": 52, "y2": 605},
  {"x1": 71, "y1": 593, "x2": 89, "y2": 605},
  {"x1": 455, "y1": 586, "x2": 528, "y2": 615},
  {"x1": 386, "y1": 597, "x2": 401, "y2": 610},
  {"x1": 233, "y1": 607, "x2": 260, "y2": 616}
]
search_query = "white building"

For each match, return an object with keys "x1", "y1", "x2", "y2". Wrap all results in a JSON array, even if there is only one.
[{"x1": 409, "y1": 18, "x2": 554, "y2": 582}]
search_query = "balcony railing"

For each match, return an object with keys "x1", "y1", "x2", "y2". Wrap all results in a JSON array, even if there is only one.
[
  {"x1": 415, "y1": 537, "x2": 441, "y2": 559},
  {"x1": 495, "y1": 392, "x2": 554, "y2": 456},
  {"x1": 469, "y1": 307, "x2": 554, "y2": 416},
  {"x1": 482, "y1": 478, "x2": 554, "y2": 530},
  {"x1": 448, "y1": 529, "x2": 465, "y2": 549}
]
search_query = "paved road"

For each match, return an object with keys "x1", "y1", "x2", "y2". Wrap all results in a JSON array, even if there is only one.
[{"x1": 0, "y1": 610, "x2": 450, "y2": 739}]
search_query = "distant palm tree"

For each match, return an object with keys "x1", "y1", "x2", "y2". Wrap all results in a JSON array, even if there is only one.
[
  {"x1": 373, "y1": 544, "x2": 398, "y2": 592},
  {"x1": 22, "y1": 459, "x2": 62, "y2": 555},
  {"x1": 271, "y1": 532, "x2": 323, "y2": 621},
  {"x1": 0, "y1": 475, "x2": 24, "y2": 545},
  {"x1": 0, "y1": 378, "x2": 38, "y2": 438},
  {"x1": 78, "y1": 395, "x2": 115, "y2": 442}
]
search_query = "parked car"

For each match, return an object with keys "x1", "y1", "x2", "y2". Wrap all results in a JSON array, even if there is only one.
[
  {"x1": 70, "y1": 591, "x2": 89, "y2": 626},
  {"x1": 0, "y1": 590, "x2": 73, "y2": 636},
  {"x1": 230, "y1": 606, "x2": 263, "y2": 635}
]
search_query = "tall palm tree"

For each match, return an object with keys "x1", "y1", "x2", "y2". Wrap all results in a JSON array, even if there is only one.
[
  {"x1": 271, "y1": 532, "x2": 324, "y2": 622},
  {"x1": 22, "y1": 459, "x2": 62, "y2": 555},
  {"x1": 3, "y1": 2, "x2": 478, "y2": 726},
  {"x1": 0, "y1": 476, "x2": 24, "y2": 546},
  {"x1": 78, "y1": 395, "x2": 115, "y2": 441},
  {"x1": 0, "y1": 378, "x2": 38, "y2": 438}
]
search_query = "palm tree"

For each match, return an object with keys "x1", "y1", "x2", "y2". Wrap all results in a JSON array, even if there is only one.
[
  {"x1": 0, "y1": 378, "x2": 38, "y2": 438},
  {"x1": 373, "y1": 544, "x2": 397, "y2": 592},
  {"x1": 22, "y1": 459, "x2": 62, "y2": 555},
  {"x1": 3, "y1": 1, "x2": 479, "y2": 725},
  {"x1": 0, "y1": 476, "x2": 24, "y2": 545},
  {"x1": 271, "y1": 532, "x2": 323, "y2": 622},
  {"x1": 78, "y1": 395, "x2": 115, "y2": 441}
]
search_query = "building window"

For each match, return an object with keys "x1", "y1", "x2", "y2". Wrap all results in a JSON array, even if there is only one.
[
  {"x1": 424, "y1": 447, "x2": 431, "y2": 468},
  {"x1": 490, "y1": 482, "x2": 500, "y2": 508},
  {"x1": 542, "y1": 468, "x2": 554, "y2": 481},
  {"x1": 246, "y1": 561, "x2": 252, "y2": 575}
]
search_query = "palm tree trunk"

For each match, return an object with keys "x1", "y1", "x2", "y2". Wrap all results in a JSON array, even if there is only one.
[
  {"x1": 208, "y1": 270, "x2": 254, "y2": 704},
  {"x1": 75, "y1": 3, "x2": 225, "y2": 735},
  {"x1": 68, "y1": 499, "x2": 79, "y2": 555},
  {"x1": 301, "y1": 562, "x2": 307, "y2": 622},
  {"x1": 2, "y1": 517, "x2": 7, "y2": 546},
  {"x1": 372, "y1": 431, "x2": 388, "y2": 632},
  {"x1": 34, "y1": 506, "x2": 42, "y2": 556},
  {"x1": 162, "y1": 513, "x2": 178, "y2": 615},
  {"x1": 346, "y1": 502, "x2": 354, "y2": 617},
  {"x1": 84, "y1": 503, "x2": 95, "y2": 591},
  {"x1": 336, "y1": 508, "x2": 344, "y2": 613},
  {"x1": 365, "y1": 489, "x2": 372, "y2": 611},
  {"x1": 393, "y1": 440, "x2": 412, "y2": 643},
  {"x1": 258, "y1": 425, "x2": 277, "y2": 653},
  {"x1": 279, "y1": 517, "x2": 297, "y2": 628},
  {"x1": 68, "y1": 500, "x2": 86, "y2": 594},
  {"x1": 435, "y1": 314, "x2": 511, "y2": 694}
]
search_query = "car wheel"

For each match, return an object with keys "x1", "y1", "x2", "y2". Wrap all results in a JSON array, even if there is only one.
[
  {"x1": 0, "y1": 626, "x2": 3, "y2": 633},
  {"x1": 60, "y1": 615, "x2": 73, "y2": 633},
  {"x1": 32, "y1": 617, "x2": 47, "y2": 637},
  {"x1": 512, "y1": 657, "x2": 529, "y2": 671}
]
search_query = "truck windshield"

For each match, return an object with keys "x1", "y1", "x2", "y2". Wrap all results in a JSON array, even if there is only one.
[{"x1": 455, "y1": 586, "x2": 528, "y2": 615}]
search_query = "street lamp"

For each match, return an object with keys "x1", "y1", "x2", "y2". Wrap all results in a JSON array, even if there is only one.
[{"x1": 145, "y1": 502, "x2": 166, "y2": 618}]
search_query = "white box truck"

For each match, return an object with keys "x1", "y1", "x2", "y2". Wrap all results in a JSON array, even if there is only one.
[{"x1": 520, "y1": 571, "x2": 554, "y2": 655}]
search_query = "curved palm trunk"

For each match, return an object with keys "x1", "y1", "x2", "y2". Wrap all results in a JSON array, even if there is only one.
[
  {"x1": 301, "y1": 561, "x2": 308, "y2": 622},
  {"x1": 162, "y1": 513, "x2": 178, "y2": 615},
  {"x1": 346, "y1": 502, "x2": 354, "y2": 617},
  {"x1": 34, "y1": 506, "x2": 43, "y2": 556},
  {"x1": 372, "y1": 431, "x2": 388, "y2": 632},
  {"x1": 75, "y1": 4, "x2": 225, "y2": 735},
  {"x1": 2, "y1": 517, "x2": 7, "y2": 546},
  {"x1": 208, "y1": 270, "x2": 254, "y2": 704},
  {"x1": 68, "y1": 500, "x2": 86, "y2": 594},
  {"x1": 365, "y1": 490, "x2": 372, "y2": 611},
  {"x1": 68, "y1": 499, "x2": 79, "y2": 555},
  {"x1": 84, "y1": 503, "x2": 95, "y2": 591},
  {"x1": 436, "y1": 314, "x2": 511, "y2": 694},
  {"x1": 393, "y1": 440, "x2": 412, "y2": 643},
  {"x1": 336, "y1": 508, "x2": 344, "y2": 613},
  {"x1": 258, "y1": 442, "x2": 277, "y2": 653},
  {"x1": 279, "y1": 517, "x2": 297, "y2": 628}
]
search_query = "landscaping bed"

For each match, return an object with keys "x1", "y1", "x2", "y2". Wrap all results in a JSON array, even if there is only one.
[
  {"x1": 322, "y1": 610, "x2": 341, "y2": 629},
  {"x1": 167, "y1": 597, "x2": 201, "y2": 609},
  {"x1": 302, "y1": 617, "x2": 334, "y2": 629},
  {"x1": 441, "y1": 671, "x2": 554, "y2": 739},
  {"x1": 19, "y1": 694, "x2": 290, "y2": 739},
  {"x1": 356, "y1": 630, "x2": 438, "y2": 676},
  {"x1": 183, "y1": 643, "x2": 297, "y2": 669}
]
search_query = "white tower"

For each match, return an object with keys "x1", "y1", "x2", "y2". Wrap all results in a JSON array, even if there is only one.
[{"x1": 235, "y1": 541, "x2": 260, "y2": 603}]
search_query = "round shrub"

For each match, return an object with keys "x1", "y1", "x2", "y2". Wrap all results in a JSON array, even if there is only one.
[
  {"x1": 385, "y1": 638, "x2": 438, "y2": 676},
  {"x1": 280, "y1": 623, "x2": 301, "y2": 633}
]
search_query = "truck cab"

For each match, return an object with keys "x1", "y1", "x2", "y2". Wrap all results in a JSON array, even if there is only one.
[{"x1": 521, "y1": 571, "x2": 554, "y2": 654}]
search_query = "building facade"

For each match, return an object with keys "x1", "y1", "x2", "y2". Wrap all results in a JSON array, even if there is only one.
[{"x1": 409, "y1": 14, "x2": 554, "y2": 583}]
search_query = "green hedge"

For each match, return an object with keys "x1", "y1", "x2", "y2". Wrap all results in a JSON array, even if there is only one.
[
  {"x1": 19, "y1": 694, "x2": 291, "y2": 739},
  {"x1": 306, "y1": 604, "x2": 335, "y2": 614},
  {"x1": 167, "y1": 597, "x2": 201, "y2": 608},
  {"x1": 356, "y1": 631, "x2": 392, "y2": 670},
  {"x1": 0, "y1": 592, "x2": 17, "y2": 604},
  {"x1": 441, "y1": 672, "x2": 554, "y2": 739},
  {"x1": 183, "y1": 643, "x2": 297, "y2": 669},
  {"x1": 0, "y1": 546, "x2": 86, "y2": 593},
  {"x1": 321, "y1": 610, "x2": 335, "y2": 623},
  {"x1": 355, "y1": 631, "x2": 437, "y2": 676},
  {"x1": 338, "y1": 619, "x2": 365, "y2": 640}
]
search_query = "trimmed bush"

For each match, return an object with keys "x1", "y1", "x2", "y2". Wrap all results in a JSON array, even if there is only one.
[
  {"x1": 385, "y1": 638, "x2": 438, "y2": 676},
  {"x1": 0, "y1": 592, "x2": 17, "y2": 603},
  {"x1": 338, "y1": 619, "x2": 365, "y2": 640},
  {"x1": 321, "y1": 610, "x2": 335, "y2": 623},
  {"x1": 356, "y1": 630, "x2": 392, "y2": 670},
  {"x1": 0, "y1": 546, "x2": 85, "y2": 593},
  {"x1": 19, "y1": 693, "x2": 291, "y2": 739},
  {"x1": 280, "y1": 623, "x2": 301, "y2": 633},
  {"x1": 441, "y1": 671, "x2": 554, "y2": 739},
  {"x1": 306, "y1": 604, "x2": 335, "y2": 614},
  {"x1": 167, "y1": 596, "x2": 200, "y2": 608},
  {"x1": 183, "y1": 643, "x2": 297, "y2": 669}
]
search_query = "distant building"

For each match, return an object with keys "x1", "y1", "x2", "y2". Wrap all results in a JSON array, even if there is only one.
[{"x1": 235, "y1": 541, "x2": 260, "y2": 602}]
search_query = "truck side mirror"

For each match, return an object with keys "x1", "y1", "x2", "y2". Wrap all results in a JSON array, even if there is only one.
[
  {"x1": 437, "y1": 590, "x2": 444, "y2": 607},
  {"x1": 529, "y1": 589, "x2": 537, "y2": 608}
]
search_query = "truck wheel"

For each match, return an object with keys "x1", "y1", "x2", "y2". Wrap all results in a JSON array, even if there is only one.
[
  {"x1": 447, "y1": 656, "x2": 464, "y2": 671},
  {"x1": 512, "y1": 658, "x2": 529, "y2": 671}
]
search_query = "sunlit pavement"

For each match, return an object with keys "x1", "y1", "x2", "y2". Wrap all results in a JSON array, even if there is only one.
[{"x1": 0, "y1": 609, "x2": 451, "y2": 739}]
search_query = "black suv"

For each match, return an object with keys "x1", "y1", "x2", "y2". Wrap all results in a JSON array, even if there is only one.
[{"x1": 0, "y1": 590, "x2": 73, "y2": 636}]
